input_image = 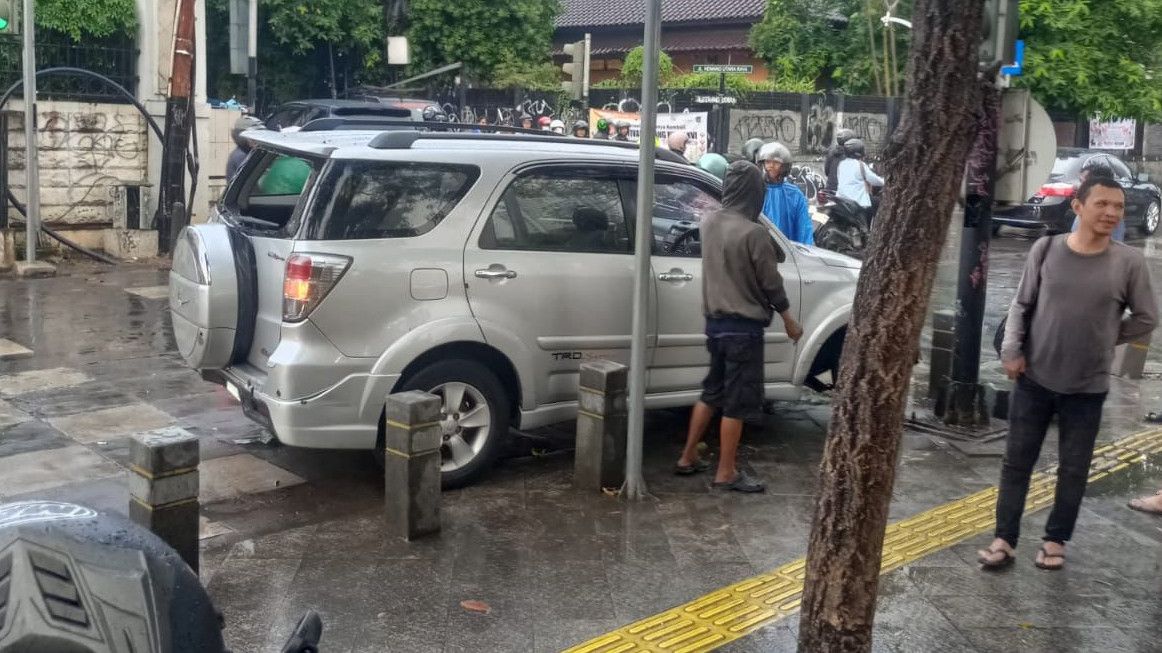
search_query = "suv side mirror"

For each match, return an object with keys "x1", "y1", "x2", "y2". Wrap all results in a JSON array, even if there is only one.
[{"x1": 1139, "y1": 172, "x2": 1150, "y2": 183}]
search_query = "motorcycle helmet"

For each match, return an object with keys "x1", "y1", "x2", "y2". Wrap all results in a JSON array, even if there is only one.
[
  {"x1": 596, "y1": 118, "x2": 610, "y2": 132},
  {"x1": 843, "y1": 138, "x2": 866, "y2": 159},
  {"x1": 231, "y1": 115, "x2": 263, "y2": 147},
  {"x1": 538, "y1": 116, "x2": 552, "y2": 129},
  {"x1": 615, "y1": 119, "x2": 631, "y2": 131},
  {"x1": 834, "y1": 128, "x2": 857, "y2": 148},
  {"x1": 550, "y1": 119, "x2": 565, "y2": 134},
  {"x1": 742, "y1": 138, "x2": 765, "y2": 163},
  {"x1": 572, "y1": 120, "x2": 589, "y2": 137},
  {"x1": 758, "y1": 141, "x2": 792, "y2": 165},
  {"x1": 697, "y1": 153, "x2": 729, "y2": 180},
  {"x1": 667, "y1": 131, "x2": 689, "y2": 154},
  {"x1": 520, "y1": 113, "x2": 535, "y2": 128}
]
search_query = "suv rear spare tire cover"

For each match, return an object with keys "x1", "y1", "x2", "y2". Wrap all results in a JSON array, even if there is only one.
[{"x1": 169, "y1": 224, "x2": 241, "y2": 369}]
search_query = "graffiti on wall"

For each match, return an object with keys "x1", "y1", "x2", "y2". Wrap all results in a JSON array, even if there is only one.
[
  {"x1": 10, "y1": 105, "x2": 148, "y2": 225},
  {"x1": 728, "y1": 110, "x2": 800, "y2": 155},
  {"x1": 840, "y1": 112, "x2": 889, "y2": 157}
]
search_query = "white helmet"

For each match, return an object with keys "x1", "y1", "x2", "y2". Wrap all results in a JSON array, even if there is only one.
[
  {"x1": 550, "y1": 119, "x2": 565, "y2": 134},
  {"x1": 758, "y1": 141, "x2": 792, "y2": 165}
]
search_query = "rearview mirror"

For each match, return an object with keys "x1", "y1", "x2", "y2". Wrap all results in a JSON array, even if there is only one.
[{"x1": 1139, "y1": 172, "x2": 1150, "y2": 183}]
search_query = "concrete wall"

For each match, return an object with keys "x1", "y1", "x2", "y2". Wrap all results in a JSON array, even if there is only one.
[
  {"x1": 6, "y1": 100, "x2": 149, "y2": 233},
  {"x1": 204, "y1": 108, "x2": 241, "y2": 219}
]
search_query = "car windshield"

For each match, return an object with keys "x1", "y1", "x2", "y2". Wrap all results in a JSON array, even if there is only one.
[{"x1": 1049, "y1": 154, "x2": 1088, "y2": 180}]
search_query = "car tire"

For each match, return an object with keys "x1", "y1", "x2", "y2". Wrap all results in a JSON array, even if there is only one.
[
  {"x1": 398, "y1": 359, "x2": 511, "y2": 489},
  {"x1": 1142, "y1": 200, "x2": 1160, "y2": 236}
]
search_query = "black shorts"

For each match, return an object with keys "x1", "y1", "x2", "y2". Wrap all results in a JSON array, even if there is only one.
[{"x1": 700, "y1": 333, "x2": 765, "y2": 423}]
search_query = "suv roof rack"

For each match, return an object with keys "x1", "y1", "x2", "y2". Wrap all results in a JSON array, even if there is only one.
[{"x1": 364, "y1": 124, "x2": 690, "y2": 164}]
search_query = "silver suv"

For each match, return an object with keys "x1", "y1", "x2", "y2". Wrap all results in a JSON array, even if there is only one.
[{"x1": 169, "y1": 129, "x2": 859, "y2": 487}]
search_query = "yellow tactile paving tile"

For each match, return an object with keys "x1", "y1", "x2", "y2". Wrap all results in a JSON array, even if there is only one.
[{"x1": 563, "y1": 427, "x2": 1162, "y2": 653}]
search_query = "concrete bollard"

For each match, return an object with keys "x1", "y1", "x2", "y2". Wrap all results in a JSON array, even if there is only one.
[
  {"x1": 128, "y1": 429, "x2": 200, "y2": 573},
  {"x1": 574, "y1": 360, "x2": 629, "y2": 491},
  {"x1": 928, "y1": 309, "x2": 955, "y2": 403},
  {"x1": 383, "y1": 391, "x2": 442, "y2": 541}
]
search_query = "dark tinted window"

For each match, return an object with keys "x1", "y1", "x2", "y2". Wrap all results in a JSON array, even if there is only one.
[
  {"x1": 301, "y1": 161, "x2": 478, "y2": 240},
  {"x1": 652, "y1": 180, "x2": 720, "y2": 256},
  {"x1": 481, "y1": 175, "x2": 630, "y2": 253}
]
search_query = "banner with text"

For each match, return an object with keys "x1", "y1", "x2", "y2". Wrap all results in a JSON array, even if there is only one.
[
  {"x1": 1089, "y1": 118, "x2": 1136, "y2": 150},
  {"x1": 589, "y1": 109, "x2": 710, "y2": 162}
]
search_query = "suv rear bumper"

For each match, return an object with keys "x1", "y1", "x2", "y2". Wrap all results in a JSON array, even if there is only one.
[{"x1": 203, "y1": 366, "x2": 399, "y2": 449}]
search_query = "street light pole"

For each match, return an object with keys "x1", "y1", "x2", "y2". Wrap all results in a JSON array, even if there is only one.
[
  {"x1": 623, "y1": 0, "x2": 661, "y2": 501},
  {"x1": 21, "y1": 0, "x2": 38, "y2": 263}
]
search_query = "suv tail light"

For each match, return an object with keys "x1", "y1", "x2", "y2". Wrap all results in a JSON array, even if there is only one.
[
  {"x1": 282, "y1": 253, "x2": 351, "y2": 322},
  {"x1": 1037, "y1": 182, "x2": 1075, "y2": 198}
]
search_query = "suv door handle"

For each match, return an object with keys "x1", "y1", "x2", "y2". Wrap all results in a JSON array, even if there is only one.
[
  {"x1": 475, "y1": 266, "x2": 517, "y2": 280},
  {"x1": 657, "y1": 270, "x2": 693, "y2": 282}
]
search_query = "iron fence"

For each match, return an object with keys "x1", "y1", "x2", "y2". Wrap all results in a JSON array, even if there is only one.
[{"x1": 0, "y1": 36, "x2": 138, "y2": 103}]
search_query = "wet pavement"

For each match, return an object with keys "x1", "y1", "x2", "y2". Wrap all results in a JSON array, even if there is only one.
[{"x1": 1, "y1": 232, "x2": 1161, "y2": 652}]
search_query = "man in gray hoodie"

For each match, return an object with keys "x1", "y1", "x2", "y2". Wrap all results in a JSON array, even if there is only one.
[{"x1": 675, "y1": 160, "x2": 804, "y2": 492}]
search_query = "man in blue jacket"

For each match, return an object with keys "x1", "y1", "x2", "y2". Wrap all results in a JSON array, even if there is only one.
[{"x1": 758, "y1": 142, "x2": 814, "y2": 245}]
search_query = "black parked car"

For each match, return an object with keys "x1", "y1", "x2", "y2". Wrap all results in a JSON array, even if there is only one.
[
  {"x1": 263, "y1": 98, "x2": 446, "y2": 131},
  {"x1": 993, "y1": 149, "x2": 1161, "y2": 236}
]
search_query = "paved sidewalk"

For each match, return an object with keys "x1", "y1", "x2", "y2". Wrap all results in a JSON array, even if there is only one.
[{"x1": 1, "y1": 259, "x2": 1160, "y2": 652}]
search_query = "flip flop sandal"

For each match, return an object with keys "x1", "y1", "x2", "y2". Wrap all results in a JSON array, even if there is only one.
[
  {"x1": 1145, "y1": 412, "x2": 1162, "y2": 424},
  {"x1": 674, "y1": 459, "x2": 711, "y2": 476},
  {"x1": 1034, "y1": 545, "x2": 1066, "y2": 571},
  {"x1": 1128, "y1": 495, "x2": 1162, "y2": 515},
  {"x1": 977, "y1": 545, "x2": 1015, "y2": 570}
]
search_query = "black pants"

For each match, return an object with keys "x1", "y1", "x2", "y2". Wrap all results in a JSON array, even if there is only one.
[{"x1": 994, "y1": 376, "x2": 1106, "y2": 548}]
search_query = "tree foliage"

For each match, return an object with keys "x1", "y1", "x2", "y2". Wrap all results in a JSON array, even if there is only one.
[
  {"x1": 265, "y1": 0, "x2": 383, "y2": 65},
  {"x1": 1017, "y1": 0, "x2": 1162, "y2": 120},
  {"x1": 407, "y1": 0, "x2": 559, "y2": 84},
  {"x1": 491, "y1": 54, "x2": 563, "y2": 91},
  {"x1": 36, "y1": 0, "x2": 137, "y2": 40},
  {"x1": 750, "y1": 0, "x2": 1162, "y2": 120},
  {"x1": 619, "y1": 45, "x2": 674, "y2": 86},
  {"x1": 749, "y1": 0, "x2": 910, "y2": 95}
]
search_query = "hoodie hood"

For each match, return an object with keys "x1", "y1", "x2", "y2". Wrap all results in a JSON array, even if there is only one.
[{"x1": 721, "y1": 160, "x2": 765, "y2": 222}]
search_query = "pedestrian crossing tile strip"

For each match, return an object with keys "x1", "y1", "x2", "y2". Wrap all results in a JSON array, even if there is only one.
[{"x1": 562, "y1": 427, "x2": 1162, "y2": 653}]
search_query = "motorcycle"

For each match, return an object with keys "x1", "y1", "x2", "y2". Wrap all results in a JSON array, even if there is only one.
[
  {"x1": 0, "y1": 500, "x2": 322, "y2": 652},
  {"x1": 813, "y1": 189, "x2": 872, "y2": 259}
]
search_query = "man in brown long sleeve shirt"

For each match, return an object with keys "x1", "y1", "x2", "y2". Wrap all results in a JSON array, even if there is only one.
[
  {"x1": 673, "y1": 161, "x2": 803, "y2": 493},
  {"x1": 980, "y1": 176, "x2": 1158, "y2": 570}
]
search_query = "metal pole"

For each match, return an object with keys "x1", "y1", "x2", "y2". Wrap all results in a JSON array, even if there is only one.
[
  {"x1": 247, "y1": 0, "x2": 257, "y2": 110},
  {"x1": 623, "y1": 0, "x2": 661, "y2": 501},
  {"x1": 21, "y1": 0, "x2": 38, "y2": 263},
  {"x1": 942, "y1": 81, "x2": 1002, "y2": 426}
]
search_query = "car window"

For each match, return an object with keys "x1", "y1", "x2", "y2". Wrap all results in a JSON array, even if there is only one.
[
  {"x1": 253, "y1": 155, "x2": 313, "y2": 197},
  {"x1": 1104, "y1": 156, "x2": 1133, "y2": 180},
  {"x1": 300, "y1": 161, "x2": 479, "y2": 240},
  {"x1": 653, "y1": 180, "x2": 721, "y2": 256},
  {"x1": 228, "y1": 151, "x2": 322, "y2": 233},
  {"x1": 1050, "y1": 155, "x2": 1086, "y2": 179},
  {"x1": 266, "y1": 108, "x2": 303, "y2": 131},
  {"x1": 481, "y1": 174, "x2": 630, "y2": 254}
]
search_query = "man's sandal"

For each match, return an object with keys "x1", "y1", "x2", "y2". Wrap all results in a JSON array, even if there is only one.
[
  {"x1": 977, "y1": 545, "x2": 1015, "y2": 570},
  {"x1": 1034, "y1": 545, "x2": 1065, "y2": 571}
]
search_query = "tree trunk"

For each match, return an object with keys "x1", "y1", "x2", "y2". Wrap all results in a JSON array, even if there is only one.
[{"x1": 797, "y1": 1, "x2": 986, "y2": 652}]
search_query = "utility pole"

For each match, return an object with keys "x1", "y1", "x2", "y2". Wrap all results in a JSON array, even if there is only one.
[
  {"x1": 941, "y1": 0, "x2": 1019, "y2": 427},
  {"x1": 155, "y1": 0, "x2": 196, "y2": 255}
]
